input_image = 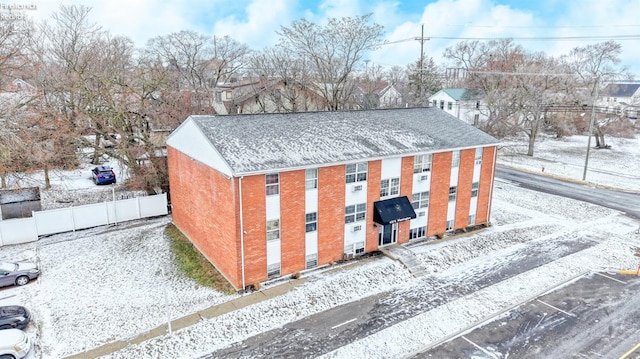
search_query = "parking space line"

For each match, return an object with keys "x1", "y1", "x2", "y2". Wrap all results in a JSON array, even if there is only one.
[
  {"x1": 462, "y1": 336, "x2": 499, "y2": 359},
  {"x1": 620, "y1": 342, "x2": 640, "y2": 359},
  {"x1": 331, "y1": 318, "x2": 357, "y2": 330},
  {"x1": 594, "y1": 272, "x2": 626, "y2": 284},
  {"x1": 536, "y1": 299, "x2": 577, "y2": 317}
]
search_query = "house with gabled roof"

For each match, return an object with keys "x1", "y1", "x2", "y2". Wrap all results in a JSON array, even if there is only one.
[
  {"x1": 166, "y1": 107, "x2": 499, "y2": 290},
  {"x1": 599, "y1": 82, "x2": 640, "y2": 119},
  {"x1": 428, "y1": 88, "x2": 486, "y2": 126}
]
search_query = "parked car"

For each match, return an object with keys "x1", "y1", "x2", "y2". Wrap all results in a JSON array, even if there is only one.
[
  {"x1": 0, "y1": 329, "x2": 31, "y2": 358},
  {"x1": 91, "y1": 165, "x2": 117, "y2": 185},
  {"x1": 0, "y1": 262, "x2": 40, "y2": 288},
  {"x1": 0, "y1": 306, "x2": 30, "y2": 330}
]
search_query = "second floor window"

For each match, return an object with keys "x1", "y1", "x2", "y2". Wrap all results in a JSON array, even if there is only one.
[
  {"x1": 471, "y1": 182, "x2": 479, "y2": 197},
  {"x1": 266, "y1": 174, "x2": 279, "y2": 195},
  {"x1": 380, "y1": 178, "x2": 400, "y2": 197},
  {"x1": 449, "y1": 186, "x2": 457, "y2": 202},
  {"x1": 345, "y1": 203, "x2": 367, "y2": 223},
  {"x1": 412, "y1": 191, "x2": 430, "y2": 209},
  {"x1": 447, "y1": 102, "x2": 453, "y2": 110},
  {"x1": 305, "y1": 212, "x2": 317, "y2": 232},
  {"x1": 266, "y1": 219, "x2": 280, "y2": 241},
  {"x1": 346, "y1": 162, "x2": 367, "y2": 183}
]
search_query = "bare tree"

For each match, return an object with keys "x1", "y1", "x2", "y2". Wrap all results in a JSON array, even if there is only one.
[
  {"x1": 562, "y1": 40, "x2": 630, "y2": 148},
  {"x1": 278, "y1": 14, "x2": 384, "y2": 110}
]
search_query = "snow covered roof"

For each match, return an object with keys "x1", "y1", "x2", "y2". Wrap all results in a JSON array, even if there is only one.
[
  {"x1": 441, "y1": 88, "x2": 484, "y2": 101},
  {"x1": 602, "y1": 83, "x2": 640, "y2": 98},
  {"x1": 167, "y1": 107, "x2": 499, "y2": 176}
]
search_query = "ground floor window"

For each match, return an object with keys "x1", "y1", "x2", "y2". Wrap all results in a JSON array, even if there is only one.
[
  {"x1": 267, "y1": 263, "x2": 281, "y2": 279},
  {"x1": 446, "y1": 220, "x2": 454, "y2": 231},
  {"x1": 305, "y1": 253, "x2": 318, "y2": 269},
  {"x1": 409, "y1": 226, "x2": 426, "y2": 240},
  {"x1": 344, "y1": 241, "x2": 366, "y2": 258},
  {"x1": 468, "y1": 214, "x2": 476, "y2": 225}
]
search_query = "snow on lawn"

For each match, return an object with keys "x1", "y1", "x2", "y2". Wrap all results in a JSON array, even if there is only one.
[
  {"x1": 498, "y1": 134, "x2": 640, "y2": 192},
  {"x1": 0, "y1": 134, "x2": 639, "y2": 359}
]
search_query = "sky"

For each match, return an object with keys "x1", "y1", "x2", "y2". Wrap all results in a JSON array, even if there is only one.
[{"x1": 14, "y1": 0, "x2": 640, "y2": 75}]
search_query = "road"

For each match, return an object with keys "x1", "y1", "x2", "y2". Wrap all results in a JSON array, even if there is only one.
[{"x1": 496, "y1": 166, "x2": 640, "y2": 219}]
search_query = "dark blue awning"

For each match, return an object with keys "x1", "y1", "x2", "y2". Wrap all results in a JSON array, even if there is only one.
[{"x1": 373, "y1": 196, "x2": 417, "y2": 225}]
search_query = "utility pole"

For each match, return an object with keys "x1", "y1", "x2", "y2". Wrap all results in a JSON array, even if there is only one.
[
  {"x1": 582, "y1": 76, "x2": 600, "y2": 181},
  {"x1": 415, "y1": 24, "x2": 428, "y2": 105}
]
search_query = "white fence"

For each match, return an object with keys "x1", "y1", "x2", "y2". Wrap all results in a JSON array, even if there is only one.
[{"x1": 0, "y1": 193, "x2": 168, "y2": 246}]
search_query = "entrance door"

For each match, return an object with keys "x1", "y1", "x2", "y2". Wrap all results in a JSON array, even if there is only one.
[{"x1": 378, "y1": 223, "x2": 398, "y2": 246}]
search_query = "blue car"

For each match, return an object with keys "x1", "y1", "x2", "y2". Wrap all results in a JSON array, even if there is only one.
[{"x1": 92, "y1": 166, "x2": 117, "y2": 185}]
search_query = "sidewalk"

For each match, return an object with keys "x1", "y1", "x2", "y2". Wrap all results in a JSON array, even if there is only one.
[{"x1": 65, "y1": 279, "x2": 307, "y2": 359}]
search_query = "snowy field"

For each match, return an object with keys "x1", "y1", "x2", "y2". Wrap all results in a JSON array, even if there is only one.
[{"x1": 0, "y1": 134, "x2": 639, "y2": 358}]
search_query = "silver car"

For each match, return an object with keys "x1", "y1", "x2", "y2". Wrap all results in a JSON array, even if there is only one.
[
  {"x1": 0, "y1": 328, "x2": 31, "y2": 358},
  {"x1": 0, "y1": 262, "x2": 40, "y2": 288}
]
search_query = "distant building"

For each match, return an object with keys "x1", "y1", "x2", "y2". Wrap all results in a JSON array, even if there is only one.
[
  {"x1": 599, "y1": 82, "x2": 640, "y2": 120},
  {"x1": 166, "y1": 108, "x2": 499, "y2": 290},
  {"x1": 428, "y1": 88, "x2": 486, "y2": 126}
]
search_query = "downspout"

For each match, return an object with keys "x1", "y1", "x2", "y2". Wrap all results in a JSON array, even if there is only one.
[
  {"x1": 239, "y1": 176, "x2": 246, "y2": 291},
  {"x1": 487, "y1": 146, "x2": 497, "y2": 224}
]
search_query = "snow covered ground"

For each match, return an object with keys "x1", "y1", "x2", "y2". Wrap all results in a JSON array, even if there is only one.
[{"x1": 0, "y1": 134, "x2": 639, "y2": 359}]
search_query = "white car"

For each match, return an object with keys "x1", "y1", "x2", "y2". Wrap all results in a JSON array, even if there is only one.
[{"x1": 0, "y1": 329, "x2": 31, "y2": 359}]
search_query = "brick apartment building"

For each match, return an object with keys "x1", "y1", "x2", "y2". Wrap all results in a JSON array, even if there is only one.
[{"x1": 166, "y1": 108, "x2": 499, "y2": 290}]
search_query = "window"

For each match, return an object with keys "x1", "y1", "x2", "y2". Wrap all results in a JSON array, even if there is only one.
[
  {"x1": 267, "y1": 263, "x2": 281, "y2": 279},
  {"x1": 468, "y1": 214, "x2": 476, "y2": 225},
  {"x1": 474, "y1": 114, "x2": 480, "y2": 126},
  {"x1": 440, "y1": 100, "x2": 444, "y2": 109},
  {"x1": 447, "y1": 102, "x2": 453, "y2": 110},
  {"x1": 306, "y1": 253, "x2": 318, "y2": 269},
  {"x1": 452, "y1": 151, "x2": 460, "y2": 167},
  {"x1": 305, "y1": 212, "x2": 317, "y2": 232},
  {"x1": 355, "y1": 241, "x2": 365, "y2": 254},
  {"x1": 432, "y1": 100, "x2": 437, "y2": 107},
  {"x1": 476, "y1": 101, "x2": 480, "y2": 110},
  {"x1": 409, "y1": 226, "x2": 426, "y2": 240},
  {"x1": 346, "y1": 162, "x2": 368, "y2": 183},
  {"x1": 471, "y1": 182, "x2": 479, "y2": 197},
  {"x1": 411, "y1": 191, "x2": 430, "y2": 209},
  {"x1": 449, "y1": 186, "x2": 457, "y2": 202},
  {"x1": 215, "y1": 91, "x2": 222, "y2": 102},
  {"x1": 305, "y1": 168, "x2": 318, "y2": 189},
  {"x1": 380, "y1": 178, "x2": 400, "y2": 197},
  {"x1": 413, "y1": 154, "x2": 432, "y2": 173},
  {"x1": 475, "y1": 147, "x2": 483, "y2": 165},
  {"x1": 446, "y1": 220, "x2": 454, "y2": 231},
  {"x1": 266, "y1": 219, "x2": 280, "y2": 241},
  {"x1": 266, "y1": 174, "x2": 279, "y2": 195},
  {"x1": 345, "y1": 203, "x2": 367, "y2": 223}
]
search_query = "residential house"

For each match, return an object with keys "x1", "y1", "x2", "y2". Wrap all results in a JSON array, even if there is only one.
[
  {"x1": 599, "y1": 82, "x2": 640, "y2": 120},
  {"x1": 428, "y1": 88, "x2": 486, "y2": 126},
  {"x1": 166, "y1": 107, "x2": 499, "y2": 290},
  {"x1": 353, "y1": 81, "x2": 403, "y2": 109}
]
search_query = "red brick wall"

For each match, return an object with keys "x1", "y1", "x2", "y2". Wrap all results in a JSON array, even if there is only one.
[
  {"x1": 167, "y1": 147, "x2": 241, "y2": 288},
  {"x1": 239, "y1": 174, "x2": 268, "y2": 286},
  {"x1": 318, "y1": 165, "x2": 345, "y2": 264},
  {"x1": 454, "y1": 149, "x2": 475, "y2": 228},
  {"x1": 476, "y1": 146, "x2": 497, "y2": 224},
  {"x1": 398, "y1": 156, "x2": 414, "y2": 244},
  {"x1": 427, "y1": 151, "x2": 452, "y2": 236},
  {"x1": 280, "y1": 170, "x2": 306, "y2": 275},
  {"x1": 366, "y1": 160, "x2": 381, "y2": 252}
]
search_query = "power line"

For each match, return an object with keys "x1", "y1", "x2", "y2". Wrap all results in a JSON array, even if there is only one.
[{"x1": 379, "y1": 34, "x2": 640, "y2": 46}]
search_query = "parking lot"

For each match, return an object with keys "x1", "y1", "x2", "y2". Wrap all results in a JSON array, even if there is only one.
[{"x1": 416, "y1": 272, "x2": 640, "y2": 359}]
